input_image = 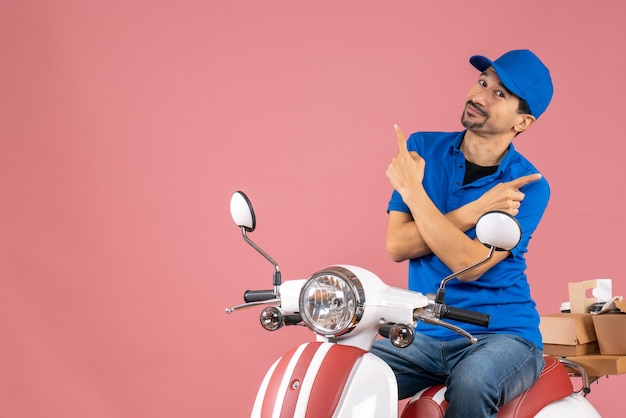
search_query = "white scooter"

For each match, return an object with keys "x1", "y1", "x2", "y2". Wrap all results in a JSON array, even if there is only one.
[{"x1": 226, "y1": 191, "x2": 601, "y2": 417}]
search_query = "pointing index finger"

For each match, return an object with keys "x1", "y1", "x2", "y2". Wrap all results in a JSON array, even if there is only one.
[
  {"x1": 510, "y1": 173, "x2": 542, "y2": 189},
  {"x1": 394, "y1": 124, "x2": 408, "y2": 153}
]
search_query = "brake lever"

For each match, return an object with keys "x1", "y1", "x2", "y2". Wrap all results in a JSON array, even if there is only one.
[{"x1": 416, "y1": 314, "x2": 478, "y2": 344}]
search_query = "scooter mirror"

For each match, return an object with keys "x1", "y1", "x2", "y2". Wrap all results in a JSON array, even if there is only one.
[
  {"x1": 475, "y1": 211, "x2": 522, "y2": 251},
  {"x1": 230, "y1": 191, "x2": 256, "y2": 232}
]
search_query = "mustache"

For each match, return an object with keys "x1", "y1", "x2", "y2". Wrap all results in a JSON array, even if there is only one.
[{"x1": 466, "y1": 100, "x2": 488, "y2": 117}]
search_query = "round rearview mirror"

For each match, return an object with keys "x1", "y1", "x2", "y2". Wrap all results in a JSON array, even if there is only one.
[
  {"x1": 475, "y1": 211, "x2": 521, "y2": 251},
  {"x1": 230, "y1": 191, "x2": 256, "y2": 232}
]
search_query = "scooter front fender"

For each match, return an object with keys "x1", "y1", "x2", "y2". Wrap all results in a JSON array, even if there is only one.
[{"x1": 252, "y1": 342, "x2": 398, "y2": 418}]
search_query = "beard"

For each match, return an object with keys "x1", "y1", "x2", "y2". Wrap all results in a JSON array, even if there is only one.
[{"x1": 461, "y1": 101, "x2": 489, "y2": 130}]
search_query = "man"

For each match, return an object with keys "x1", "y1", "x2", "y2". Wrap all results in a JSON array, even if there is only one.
[{"x1": 370, "y1": 50, "x2": 553, "y2": 417}]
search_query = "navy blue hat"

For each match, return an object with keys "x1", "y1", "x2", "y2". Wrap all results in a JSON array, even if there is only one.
[{"x1": 470, "y1": 50, "x2": 553, "y2": 119}]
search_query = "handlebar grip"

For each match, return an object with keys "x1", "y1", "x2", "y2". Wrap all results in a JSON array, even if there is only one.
[
  {"x1": 243, "y1": 289, "x2": 275, "y2": 303},
  {"x1": 441, "y1": 306, "x2": 490, "y2": 328},
  {"x1": 378, "y1": 323, "x2": 394, "y2": 339},
  {"x1": 284, "y1": 314, "x2": 303, "y2": 325}
]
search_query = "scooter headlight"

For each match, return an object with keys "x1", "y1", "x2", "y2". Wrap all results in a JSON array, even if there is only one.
[{"x1": 299, "y1": 266, "x2": 365, "y2": 337}]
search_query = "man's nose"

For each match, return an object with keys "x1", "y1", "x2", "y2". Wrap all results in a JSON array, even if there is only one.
[{"x1": 470, "y1": 90, "x2": 488, "y2": 106}]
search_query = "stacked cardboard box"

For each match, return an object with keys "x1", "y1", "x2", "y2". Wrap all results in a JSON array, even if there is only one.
[
  {"x1": 540, "y1": 280, "x2": 626, "y2": 375},
  {"x1": 564, "y1": 355, "x2": 626, "y2": 375},
  {"x1": 540, "y1": 313, "x2": 598, "y2": 356},
  {"x1": 592, "y1": 299, "x2": 626, "y2": 355}
]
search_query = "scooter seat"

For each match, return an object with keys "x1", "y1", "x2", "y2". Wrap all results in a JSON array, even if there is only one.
[{"x1": 401, "y1": 356, "x2": 574, "y2": 418}]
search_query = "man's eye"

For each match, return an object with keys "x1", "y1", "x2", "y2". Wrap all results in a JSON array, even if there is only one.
[
  {"x1": 496, "y1": 91, "x2": 505, "y2": 98},
  {"x1": 479, "y1": 80, "x2": 487, "y2": 87}
]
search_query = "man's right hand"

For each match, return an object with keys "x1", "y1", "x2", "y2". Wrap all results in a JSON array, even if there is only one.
[{"x1": 475, "y1": 173, "x2": 542, "y2": 216}]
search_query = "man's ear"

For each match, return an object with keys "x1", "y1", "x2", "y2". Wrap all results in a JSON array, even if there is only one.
[{"x1": 513, "y1": 114, "x2": 536, "y2": 134}]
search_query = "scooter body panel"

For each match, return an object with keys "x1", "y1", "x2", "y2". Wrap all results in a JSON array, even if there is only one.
[
  {"x1": 251, "y1": 342, "x2": 398, "y2": 418},
  {"x1": 534, "y1": 392, "x2": 601, "y2": 417},
  {"x1": 402, "y1": 384, "x2": 601, "y2": 418}
]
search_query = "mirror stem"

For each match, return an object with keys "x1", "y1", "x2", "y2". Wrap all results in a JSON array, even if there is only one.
[
  {"x1": 241, "y1": 227, "x2": 282, "y2": 295},
  {"x1": 435, "y1": 245, "x2": 495, "y2": 304}
]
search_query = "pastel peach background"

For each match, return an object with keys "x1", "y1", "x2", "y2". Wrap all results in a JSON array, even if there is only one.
[{"x1": 2, "y1": 1, "x2": 625, "y2": 417}]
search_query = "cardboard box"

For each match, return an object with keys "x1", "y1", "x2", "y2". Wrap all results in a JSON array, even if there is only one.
[
  {"x1": 592, "y1": 299, "x2": 626, "y2": 355},
  {"x1": 540, "y1": 313, "x2": 598, "y2": 357},
  {"x1": 543, "y1": 342, "x2": 599, "y2": 357},
  {"x1": 540, "y1": 313, "x2": 597, "y2": 345},
  {"x1": 565, "y1": 354, "x2": 626, "y2": 376}
]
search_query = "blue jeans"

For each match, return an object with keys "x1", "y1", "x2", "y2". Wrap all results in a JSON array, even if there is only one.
[{"x1": 370, "y1": 333, "x2": 545, "y2": 418}]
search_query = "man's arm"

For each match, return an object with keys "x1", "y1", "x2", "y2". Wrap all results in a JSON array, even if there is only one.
[
  {"x1": 386, "y1": 207, "x2": 480, "y2": 262},
  {"x1": 386, "y1": 174, "x2": 541, "y2": 262},
  {"x1": 385, "y1": 125, "x2": 539, "y2": 280}
]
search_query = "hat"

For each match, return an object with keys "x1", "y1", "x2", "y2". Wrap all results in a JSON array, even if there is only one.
[{"x1": 469, "y1": 50, "x2": 553, "y2": 119}]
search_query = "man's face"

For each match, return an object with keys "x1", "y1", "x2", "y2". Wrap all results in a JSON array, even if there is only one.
[{"x1": 461, "y1": 67, "x2": 525, "y2": 135}]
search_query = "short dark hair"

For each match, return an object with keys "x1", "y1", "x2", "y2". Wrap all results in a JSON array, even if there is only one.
[
  {"x1": 500, "y1": 81, "x2": 531, "y2": 116},
  {"x1": 514, "y1": 98, "x2": 532, "y2": 136},
  {"x1": 517, "y1": 98, "x2": 531, "y2": 116}
]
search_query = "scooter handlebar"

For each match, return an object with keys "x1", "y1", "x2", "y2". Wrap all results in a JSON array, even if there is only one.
[
  {"x1": 441, "y1": 306, "x2": 490, "y2": 328},
  {"x1": 243, "y1": 289, "x2": 275, "y2": 303}
]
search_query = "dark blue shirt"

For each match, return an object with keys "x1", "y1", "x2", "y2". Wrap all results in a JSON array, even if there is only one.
[{"x1": 387, "y1": 131, "x2": 549, "y2": 348}]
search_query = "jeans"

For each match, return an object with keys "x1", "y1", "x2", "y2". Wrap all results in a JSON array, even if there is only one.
[{"x1": 370, "y1": 333, "x2": 545, "y2": 418}]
